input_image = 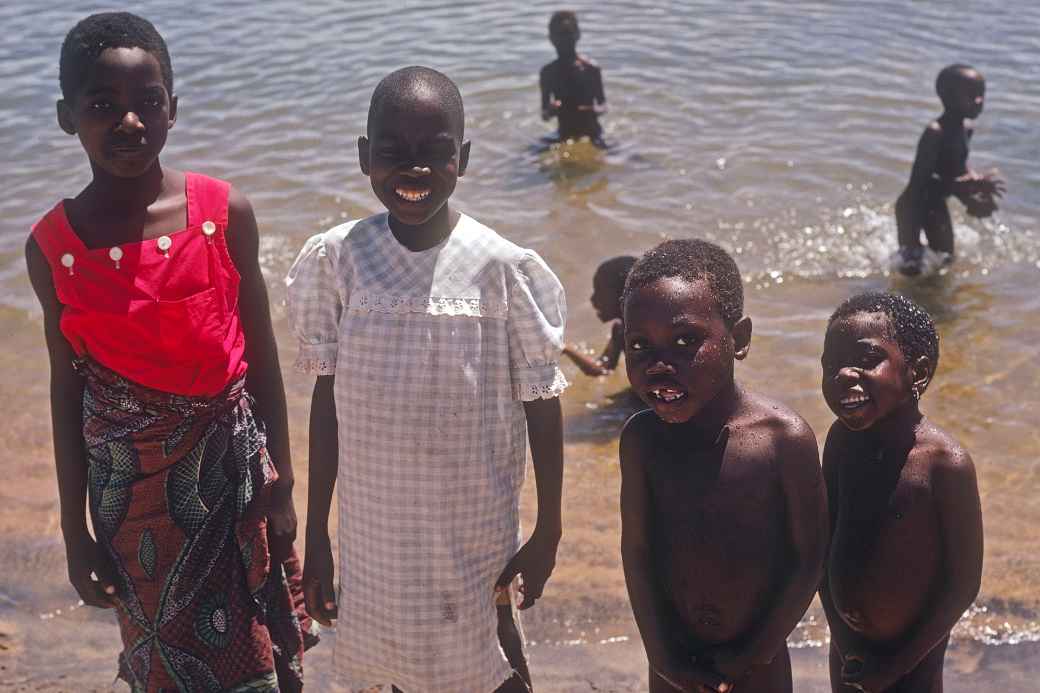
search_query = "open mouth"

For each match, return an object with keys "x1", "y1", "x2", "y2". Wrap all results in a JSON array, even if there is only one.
[
  {"x1": 394, "y1": 186, "x2": 431, "y2": 203},
  {"x1": 839, "y1": 393, "x2": 871, "y2": 411},
  {"x1": 649, "y1": 387, "x2": 687, "y2": 404}
]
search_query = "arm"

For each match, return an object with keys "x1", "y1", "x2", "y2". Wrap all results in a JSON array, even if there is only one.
[
  {"x1": 25, "y1": 237, "x2": 116, "y2": 608},
  {"x1": 225, "y1": 187, "x2": 296, "y2": 562},
  {"x1": 706, "y1": 420, "x2": 829, "y2": 681},
  {"x1": 853, "y1": 449, "x2": 983, "y2": 691},
  {"x1": 620, "y1": 415, "x2": 729, "y2": 693},
  {"x1": 495, "y1": 396, "x2": 563, "y2": 609},
  {"x1": 302, "y1": 375, "x2": 339, "y2": 626},
  {"x1": 563, "y1": 321, "x2": 624, "y2": 376},
  {"x1": 578, "y1": 64, "x2": 608, "y2": 115},
  {"x1": 540, "y1": 65, "x2": 560, "y2": 121},
  {"x1": 818, "y1": 425, "x2": 863, "y2": 659}
]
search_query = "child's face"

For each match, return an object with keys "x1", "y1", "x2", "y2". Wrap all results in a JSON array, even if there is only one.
[
  {"x1": 950, "y1": 73, "x2": 985, "y2": 119},
  {"x1": 590, "y1": 273, "x2": 621, "y2": 322},
  {"x1": 358, "y1": 94, "x2": 469, "y2": 229},
  {"x1": 57, "y1": 47, "x2": 176, "y2": 179},
  {"x1": 821, "y1": 312, "x2": 914, "y2": 431},
  {"x1": 624, "y1": 276, "x2": 747, "y2": 424}
]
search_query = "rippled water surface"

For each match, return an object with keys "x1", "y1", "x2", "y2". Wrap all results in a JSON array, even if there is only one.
[{"x1": 1, "y1": 1, "x2": 1038, "y2": 690}]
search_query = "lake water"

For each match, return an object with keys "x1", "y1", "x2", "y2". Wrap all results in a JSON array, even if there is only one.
[{"x1": 1, "y1": 1, "x2": 1038, "y2": 690}]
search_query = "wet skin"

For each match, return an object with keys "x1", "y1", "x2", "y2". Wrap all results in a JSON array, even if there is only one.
[
  {"x1": 620, "y1": 277, "x2": 827, "y2": 692},
  {"x1": 819, "y1": 313, "x2": 983, "y2": 692},
  {"x1": 562, "y1": 273, "x2": 624, "y2": 376},
  {"x1": 895, "y1": 70, "x2": 1004, "y2": 265}
]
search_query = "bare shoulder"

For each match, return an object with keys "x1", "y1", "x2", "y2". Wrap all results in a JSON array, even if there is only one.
[
  {"x1": 913, "y1": 420, "x2": 976, "y2": 480},
  {"x1": 227, "y1": 184, "x2": 257, "y2": 224},
  {"x1": 925, "y1": 120, "x2": 944, "y2": 136},
  {"x1": 739, "y1": 391, "x2": 818, "y2": 457},
  {"x1": 577, "y1": 55, "x2": 600, "y2": 70},
  {"x1": 619, "y1": 409, "x2": 658, "y2": 466}
]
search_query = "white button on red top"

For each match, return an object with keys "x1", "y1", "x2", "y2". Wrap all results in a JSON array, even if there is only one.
[
  {"x1": 201, "y1": 221, "x2": 216, "y2": 236},
  {"x1": 109, "y1": 246, "x2": 123, "y2": 268},
  {"x1": 157, "y1": 235, "x2": 172, "y2": 257},
  {"x1": 61, "y1": 252, "x2": 75, "y2": 275}
]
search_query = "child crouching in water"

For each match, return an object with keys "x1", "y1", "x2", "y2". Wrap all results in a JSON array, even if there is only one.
[
  {"x1": 26, "y1": 12, "x2": 314, "y2": 691},
  {"x1": 619, "y1": 239, "x2": 828, "y2": 692},
  {"x1": 562, "y1": 255, "x2": 635, "y2": 376},
  {"x1": 820, "y1": 292, "x2": 982, "y2": 692},
  {"x1": 287, "y1": 66, "x2": 567, "y2": 692}
]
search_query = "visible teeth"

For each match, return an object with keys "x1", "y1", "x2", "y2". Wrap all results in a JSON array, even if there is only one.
[
  {"x1": 840, "y1": 395, "x2": 870, "y2": 409},
  {"x1": 395, "y1": 187, "x2": 430, "y2": 202},
  {"x1": 651, "y1": 388, "x2": 686, "y2": 403}
]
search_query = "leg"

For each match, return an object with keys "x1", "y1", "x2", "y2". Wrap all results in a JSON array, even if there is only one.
[
  {"x1": 887, "y1": 636, "x2": 948, "y2": 693},
  {"x1": 922, "y1": 200, "x2": 954, "y2": 258},
  {"x1": 895, "y1": 191, "x2": 925, "y2": 275},
  {"x1": 828, "y1": 643, "x2": 861, "y2": 693},
  {"x1": 497, "y1": 603, "x2": 532, "y2": 689},
  {"x1": 734, "y1": 643, "x2": 792, "y2": 693},
  {"x1": 494, "y1": 673, "x2": 532, "y2": 692}
]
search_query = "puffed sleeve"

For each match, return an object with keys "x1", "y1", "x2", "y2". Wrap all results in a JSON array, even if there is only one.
[
  {"x1": 507, "y1": 250, "x2": 569, "y2": 401},
  {"x1": 285, "y1": 232, "x2": 342, "y2": 375}
]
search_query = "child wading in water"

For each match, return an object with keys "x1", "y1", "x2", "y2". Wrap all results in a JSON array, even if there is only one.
[
  {"x1": 820, "y1": 292, "x2": 983, "y2": 692},
  {"x1": 895, "y1": 64, "x2": 1005, "y2": 275},
  {"x1": 287, "y1": 66, "x2": 566, "y2": 692},
  {"x1": 562, "y1": 255, "x2": 635, "y2": 376},
  {"x1": 539, "y1": 10, "x2": 607, "y2": 146},
  {"x1": 619, "y1": 240, "x2": 828, "y2": 692},
  {"x1": 25, "y1": 12, "x2": 314, "y2": 691}
]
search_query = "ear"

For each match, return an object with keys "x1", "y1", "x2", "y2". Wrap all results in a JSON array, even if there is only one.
[
  {"x1": 57, "y1": 99, "x2": 76, "y2": 135},
  {"x1": 911, "y1": 355, "x2": 932, "y2": 397},
  {"x1": 732, "y1": 316, "x2": 752, "y2": 360},
  {"x1": 457, "y1": 140, "x2": 470, "y2": 177},
  {"x1": 357, "y1": 136, "x2": 370, "y2": 175},
  {"x1": 168, "y1": 93, "x2": 178, "y2": 128}
]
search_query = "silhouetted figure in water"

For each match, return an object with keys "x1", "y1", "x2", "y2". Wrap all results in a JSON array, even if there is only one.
[{"x1": 540, "y1": 11, "x2": 607, "y2": 147}]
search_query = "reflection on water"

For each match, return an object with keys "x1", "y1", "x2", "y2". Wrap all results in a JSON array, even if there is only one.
[{"x1": 1, "y1": 0, "x2": 1039, "y2": 689}]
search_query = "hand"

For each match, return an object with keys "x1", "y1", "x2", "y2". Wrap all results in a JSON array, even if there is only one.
[
  {"x1": 64, "y1": 527, "x2": 117, "y2": 608},
  {"x1": 980, "y1": 169, "x2": 1007, "y2": 198},
  {"x1": 495, "y1": 529, "x2": 560, "y2": 609},
  {"x1": 266, "y1": 480, "x2": 298, "y2": 564},
  {"x1": 653, "y1": 657, "x2": 732, "y2": 693},
  {"x1": 542, "y1": 99, "x2": 562, "y2": 120},
  {"x1": 964, "y1": 196, "x2": 997, "y2": 218},
  {"x1": 701, "y1": 644, "x2": 754, "y2": 685},
  {"x1": 302, "y1": 533, "x2": 338, "y2": 626},
  {"x1": 841, "y1": 651, "x2": 903, "y2": 693}
]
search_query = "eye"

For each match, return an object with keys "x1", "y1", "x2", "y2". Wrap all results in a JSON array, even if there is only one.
[
  {"x1": 675, "y1": 334, "x2": 698, "y2": 347},
  {"x1": 626, "y1": 338, "x2": 646, "y2": 352},
  {"x1": 90, "y1": 100, "x2": 113, "y2": 111}
]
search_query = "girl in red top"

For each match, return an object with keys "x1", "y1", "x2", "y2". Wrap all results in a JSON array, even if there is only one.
[{"x1": 25, "y1": 13, "x2": 314, "y2": 691}]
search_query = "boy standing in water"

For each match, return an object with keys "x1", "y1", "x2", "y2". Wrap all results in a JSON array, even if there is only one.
[
  {"x1": 895, "y1": 64, "x2": 1005, "y2": 275},
  {"x1": 562, "y1": 255, "x2": 635, "y2": 376},
  {"x1": 619, "y1": 240, "x2": 828, "y2": 692},
  {"x1": 539, "y1": 10, "x2": 607, "y2": 145},
  {"x1": 820, "y1": 292, "x2": 983, "y2": 692}
]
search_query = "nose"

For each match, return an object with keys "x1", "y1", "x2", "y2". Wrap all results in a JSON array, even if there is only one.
[
  {"x1": 646, "y1": 360, "x2": 676, "y2": 376},
  {"x1": 116, "y1": 110, "x2": 145, "y2": 133},
  {"x1": 834, "y1": 366, "x2": 859, "y2": 385},
  {"x1": 403, "y1": 165, "x2": 431, "y2": 177}
]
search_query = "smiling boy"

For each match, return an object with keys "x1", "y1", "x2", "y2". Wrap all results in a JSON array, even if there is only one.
[
  {"x1": 618, "y1": 239, "x2": 828, "y2": 692},
  {"x1": 819, "y1": 292, "x2": 983, "y2": 692}
]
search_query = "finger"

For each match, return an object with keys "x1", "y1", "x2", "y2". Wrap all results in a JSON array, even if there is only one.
[
  {"x1": 690, "y1": 669, "x2": 729, "y2": 692},
  {"x1": 90, "y1": 555, "x2": 119, "y2": 601},
  {"x1": 322, "y1": 578, "x2": 338, "y2": 619},
  {"x1": 304, "y1": 579, "x2": 332, "y2": 626},
  {"x1": 73, "y1": 577, "x2": 115, "y2": 608}
]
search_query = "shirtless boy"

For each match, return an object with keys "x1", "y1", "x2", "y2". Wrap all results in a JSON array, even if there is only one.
[
  {"x1": 539, "y1": 10, "x2": 607, "y2": 145},
  {"x1": 895, "y1": 64, "x2": 1005, "y2": 275},
  {"x1": 562, "y1": 255, "x2": 635, "y2": 376},
  {"x1": 820, "y1": 292, "x2": 983, "y2": 692},
  {"x1": 619, "y1": 239, "x2": 828, "y2": 692}
]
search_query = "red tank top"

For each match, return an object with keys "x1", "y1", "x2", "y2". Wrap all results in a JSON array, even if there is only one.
[{"x1": 31, "y1": 172, "x2": 248, "y2": 397}]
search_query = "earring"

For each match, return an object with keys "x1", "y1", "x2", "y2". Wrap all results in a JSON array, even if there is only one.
[{"x1": 912, "y1": 386, "x2": 920, "y2": 402}]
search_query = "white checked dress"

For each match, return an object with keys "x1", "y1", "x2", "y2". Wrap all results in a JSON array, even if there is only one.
[{"x1": 286, "y1": 213, "x2": 567, "y2": 692}]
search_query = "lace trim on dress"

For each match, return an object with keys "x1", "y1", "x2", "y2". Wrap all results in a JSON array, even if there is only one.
[
  {"x1": 293, "y1": 344, "x2": 337, "y2": 375},
  {"x1": 347, "y1": 293, "x2": 509, "y2": 319},
  {"x1": 513, "y1": 367, "x2": 569, "y2": 401}
]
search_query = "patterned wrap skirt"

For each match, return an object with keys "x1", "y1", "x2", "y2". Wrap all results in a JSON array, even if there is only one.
[{"x1": 78, "y1": 359, "x2": 317, "y2": 692}]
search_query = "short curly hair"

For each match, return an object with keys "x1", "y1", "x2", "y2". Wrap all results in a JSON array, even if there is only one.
[
  {"x1": 829, "y1": 291, "x2": 939, "y2": 379},
  {"x1": 367, "y1": 66, "x2": 464, "y2": 140},
  {"x1": 60, "y1": 12, "x2": 173, "y2": 101},
  {"x1": 623, "y1": 239, "x2": 744, "y2": 327},
  {"x1": 549, "y1": 10, "x2": 579, "y2": 34}
]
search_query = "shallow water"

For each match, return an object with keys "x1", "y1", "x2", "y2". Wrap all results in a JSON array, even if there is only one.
[{"x1": 1, "y1": 0, "x2": 1038, "y2": 689}]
